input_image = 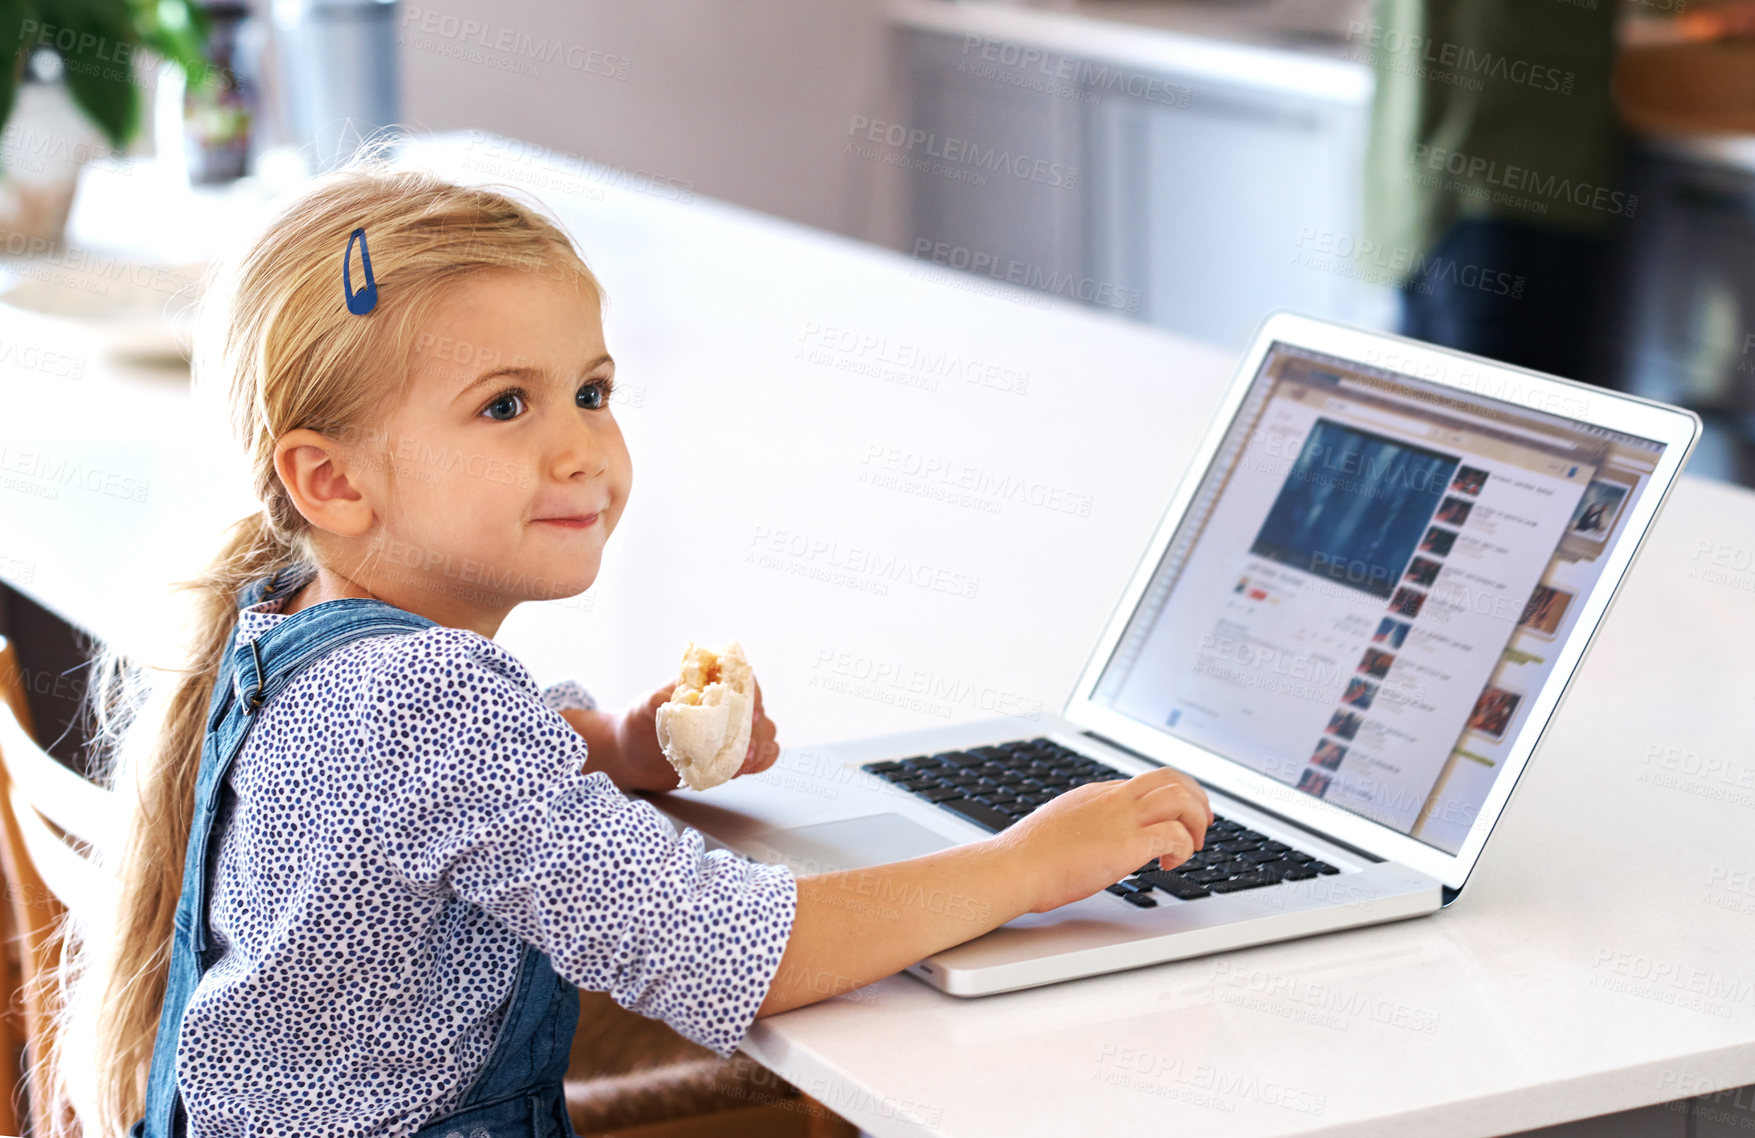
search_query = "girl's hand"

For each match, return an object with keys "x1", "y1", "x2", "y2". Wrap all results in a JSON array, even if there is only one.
[
  {"x1": 734, "y1": 678, "x2": 780, "y2": 777},
  {"x1": 616, "y1": 678, "x2": 780, "y2": 789},
  {"x1": 993, "y1": 766, "x2": 1213, "y2": 914}
]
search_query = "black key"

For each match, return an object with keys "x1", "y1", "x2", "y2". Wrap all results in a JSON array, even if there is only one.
[
  {"x1": 1310, "y1": 861, "x2": 1341, "y2": 875},
  {"x1": 864, "y1": 760, "x2": 904, "y2": 773},
  {"x1": 1105, "y1": 882, "x2": 1139, "y2": 897},
  {"x1": 936, "y1": 797, "x2": 1016, "y2": 833},
  {"x1": 1250, "y1": 860, "x2": 1294, "y2": 882},
  {"x1": 1208, "y1": 873, "x2": 1276, "y2": 893},
  {"x1": 1280, "y1": 864, "x2": 1318, "y2": 880},
  {"x1": 918, "y1": 786, "x2": 964, "y2": 803},
  {"x1": 1135, "y1": 870, "x2": 1211, "y2": 900},
  {"x1": 1122, "y1": 891, "x2": 1158, "y2": 907},
  {"x1": 1240, "y1": 849, "x2": 1287, "y2": 864},
  {"x1": 1187, "y1": 868, "x2": 1232, "y2": 885},
  {"x1": 1260, "y1": 841, "x2": 1291, "y2": 854}
]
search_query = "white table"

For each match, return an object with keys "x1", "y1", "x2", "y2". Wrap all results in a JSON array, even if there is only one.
[{"x1": 3, "y1": 132, "x2": 1754, "y2": 1138}]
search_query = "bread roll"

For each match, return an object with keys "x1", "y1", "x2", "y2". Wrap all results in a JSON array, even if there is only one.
[{"x1": 654, "y1": 641, "x2": 755, "y2": 791}]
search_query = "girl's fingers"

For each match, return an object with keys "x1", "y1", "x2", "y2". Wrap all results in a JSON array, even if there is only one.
[
  {"x1": 741, "y1": 713, "x2": 779, "y2": 775},
  {"x1": 1147, "y1": 819, "x2": 1196, "y2": 869},
  {"x1": 1137, "y1": 782, "x2": 1211, "y2": 850},
  {"x1": 1128, "y1": 767, "x2": 1212, "y2": 827}
]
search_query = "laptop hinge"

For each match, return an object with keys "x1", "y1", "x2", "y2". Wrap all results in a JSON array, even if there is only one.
[{"x1": 1077, "y1": 728, "x2": 1386, "y2": 864}]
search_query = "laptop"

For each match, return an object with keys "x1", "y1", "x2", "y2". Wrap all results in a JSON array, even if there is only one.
[{"x1": 645, "y1": 310, "x2": 1701, "y2": 997}]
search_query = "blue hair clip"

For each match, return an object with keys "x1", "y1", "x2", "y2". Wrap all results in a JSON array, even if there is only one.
[{"x1": 344, "y1": 226, "x2": 377, "y2": 315}]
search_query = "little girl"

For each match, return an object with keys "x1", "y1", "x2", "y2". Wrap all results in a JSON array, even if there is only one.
[{"x1": 50, "y1": 154, "x2": 1211, "y2": 1137}]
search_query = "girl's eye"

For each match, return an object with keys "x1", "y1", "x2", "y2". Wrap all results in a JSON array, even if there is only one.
[
  {"x1": 578, "y1": 377, "x2": 614, "y2": 410},
  {"x1": 482, "y1": 389, "x2": 526, "y2": 421}
]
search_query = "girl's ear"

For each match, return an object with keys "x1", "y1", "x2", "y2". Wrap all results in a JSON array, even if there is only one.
[{"x1": 274, "y1": 428, "x2": 376, "y2": 537}]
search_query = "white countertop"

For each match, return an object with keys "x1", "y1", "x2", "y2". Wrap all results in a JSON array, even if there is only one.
[
  {"x1": 3, "y1": 131, "x2": 1754, "y2": 1136},
  {"x1": 896, "y1": 0, "x2": 1755, "y2": 177},
  {"x1": 892, "y1": 0, "x2": 1373, "y2": 104}
]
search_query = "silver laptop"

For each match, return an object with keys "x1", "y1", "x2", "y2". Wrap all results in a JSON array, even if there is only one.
[{"x1": 646, "y1": 311, "x2": 1701, "y2": 997}]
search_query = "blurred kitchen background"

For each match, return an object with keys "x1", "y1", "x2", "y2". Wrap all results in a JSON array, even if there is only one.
[{"x1": 2, "y1": 0, "x2": 1754, "y2": 486}]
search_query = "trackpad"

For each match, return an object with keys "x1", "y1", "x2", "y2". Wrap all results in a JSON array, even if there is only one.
[{"x1": 741, "y1": 813, "x2": 957, "y2": 875}]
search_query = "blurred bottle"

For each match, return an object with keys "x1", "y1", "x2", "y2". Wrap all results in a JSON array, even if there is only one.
[
  {"x1": 184, "y1": 0, "x2": 261, "y2": 183},
  {"x1": 271, "y1": 0, "x2": 401, "y2": 172}
]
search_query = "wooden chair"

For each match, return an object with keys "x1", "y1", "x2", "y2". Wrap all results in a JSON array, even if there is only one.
[
  {"x1": 563, "y1": 988, "x2": 860, "y2": 1137},
  {"x1": 0, "y1": 634, "x2": 120, "y2": 1137},
  {"x1": 0, "y1": 635, "x2": 29, "y2": 1135}
]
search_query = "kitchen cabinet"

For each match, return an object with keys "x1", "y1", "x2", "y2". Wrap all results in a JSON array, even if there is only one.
[{"x1": 893, "y1": 0, "x2": 1394, "y2": 349}]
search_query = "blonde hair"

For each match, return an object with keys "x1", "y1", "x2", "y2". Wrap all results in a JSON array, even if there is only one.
[{"x1": 38, "y1": 144, "x2": 603, "y2": 1136}]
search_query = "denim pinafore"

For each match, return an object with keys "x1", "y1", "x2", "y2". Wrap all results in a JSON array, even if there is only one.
[{"x1": 132, "y1": 563, "x2": 581, "y2": 1137}]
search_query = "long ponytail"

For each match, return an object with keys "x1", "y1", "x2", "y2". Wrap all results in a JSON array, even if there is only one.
[{"x1": 37, "y1": 508, "x2": 305, "y2": 1134}]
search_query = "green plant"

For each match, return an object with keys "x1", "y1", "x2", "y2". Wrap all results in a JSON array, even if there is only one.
[{"x1": 0, "y1": 0, "x2": 214, "y2": 170}]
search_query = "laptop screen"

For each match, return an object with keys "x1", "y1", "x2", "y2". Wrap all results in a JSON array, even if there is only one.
[{"x1": 1090, "y1": 341, "x2": 1667, "y2": 854}]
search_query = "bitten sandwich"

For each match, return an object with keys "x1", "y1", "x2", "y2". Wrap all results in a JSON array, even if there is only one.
[{"x1": 654, "y1": 641, "x2": 756, "y2": 791}]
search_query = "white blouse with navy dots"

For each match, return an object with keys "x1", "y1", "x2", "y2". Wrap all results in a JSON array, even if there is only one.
[{"x1": 174, "y1": 594, "x2": 800, "y2": 1135}]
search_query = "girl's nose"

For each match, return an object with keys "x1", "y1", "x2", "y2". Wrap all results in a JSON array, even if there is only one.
[{"x1": 550, "y1": 412, "x2": 609, "y2": 481}]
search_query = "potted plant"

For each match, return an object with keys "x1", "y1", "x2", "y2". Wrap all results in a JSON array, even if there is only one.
[{"x1": 0, "y1": 0, "x2": 213, "y2": 246}]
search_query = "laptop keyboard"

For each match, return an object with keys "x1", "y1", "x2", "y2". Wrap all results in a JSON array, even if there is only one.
[{"x1": 861, "y1": 736, "x2": 1340, "y2": 906}]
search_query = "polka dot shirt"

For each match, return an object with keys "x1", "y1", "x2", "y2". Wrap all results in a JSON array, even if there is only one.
[{"x1": 175, "y1": 595, "x2": 799, "y2": 1136}]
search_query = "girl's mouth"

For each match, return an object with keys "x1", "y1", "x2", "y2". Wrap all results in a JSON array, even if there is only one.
[{"x1": 534, "y1": 514, "x2": 600, "y2": 529}]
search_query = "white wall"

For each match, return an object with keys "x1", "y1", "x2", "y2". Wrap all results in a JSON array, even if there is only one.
[{"x1": 393, "y1": 0, "x2": 906, "y2": 245}]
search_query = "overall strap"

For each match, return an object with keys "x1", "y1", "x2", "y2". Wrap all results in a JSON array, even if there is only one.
[
  {"x1": 134, "y1": 574, "x2": 440, "y2": 1138},
  {"x1": 185, "y1": 596, "x2": 440, "y2": 961},
  {"x1": 220, "y1": 597, "x2": 441, "y2": 726}
]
